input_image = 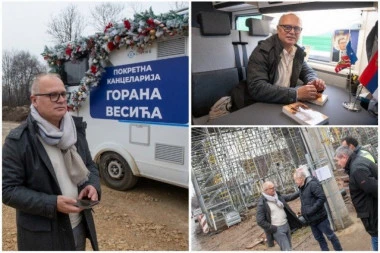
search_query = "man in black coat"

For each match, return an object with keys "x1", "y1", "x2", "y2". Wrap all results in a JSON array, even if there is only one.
[
  {"x1": 247, "y1": 13, "x2": 326, "y2": 105},
  {"x1": 335, "y1": 145, "x2": 378, "y2": 251},
  {"x1": 2, "y1": 73, "x2": 101, "y2": 250},
  {"x1": 293, "y1": 169, "x2": 343, "y2": 251},
  {"x1": 341, "y1": 136, "x2": 376, "y2": 163},
  {"x1": 256, "y1": 181, "x2": 303, "y2": 250}
]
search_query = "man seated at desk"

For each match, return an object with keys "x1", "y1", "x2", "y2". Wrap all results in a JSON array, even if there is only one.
[{"x1": 247, "y1": 13, "x2": 326, "y2": 104}]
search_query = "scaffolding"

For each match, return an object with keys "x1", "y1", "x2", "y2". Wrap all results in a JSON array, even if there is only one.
[
  {"x1": 327, "y1": 127, "x2": 378, "y2": 158},
  {"x1": 191, "y1": 127, "x2": 378, "y2": 232}
]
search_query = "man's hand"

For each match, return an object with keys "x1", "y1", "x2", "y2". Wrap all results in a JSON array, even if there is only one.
[
  {"x1": 297, "y1": 85, "x2": 318, "y2": 100},
  {"x1": 269, "y1": 225, "x2": 278, "y2": 233},
  {"x1": 78, "y1": 185, "x2": 98, "y2": 201},
  {"x1": 57, "y1": 195, "x2": 83, "y2": 214},
  {"x1": 308, "y1": 79, "x2": 326, "y2": 92}
]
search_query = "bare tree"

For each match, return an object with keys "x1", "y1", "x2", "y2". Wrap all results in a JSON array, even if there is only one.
[
  {"x1": 2, "y1": 51, "x2": 14, "y2": 106},
  {"x1": 2, "y1": 50, "x2": 46, "y2": 107},
  {"x1": 90, "y1": 3, "x2": 126, "y2": 32},
  {"x1": 169, "y1": 1, "x2": 189, "y2": 11},
  {"x1": 46, "y1": 4, "x2": 86, "y2": 44},
  {"x1": 128, "y1": 2, "x2": 144, "y2": 14}
]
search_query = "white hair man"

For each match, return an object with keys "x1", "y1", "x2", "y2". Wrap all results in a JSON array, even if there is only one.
[
  {"x1": 256, "y1": 181, "x2": 303, "y2": 251},
  {"x1": 2, "y1": 73, "x2": 100, "y2": 250},
  {"x1": 246, "y1": 13, "x2": 326, "y2": 105},
  {"x1": 293, "y1": 168, "x2": 343, "y2": 251}
]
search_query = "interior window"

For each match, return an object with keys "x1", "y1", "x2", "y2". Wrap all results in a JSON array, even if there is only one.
[
  {"x1": 236, "y1": 9, "x2": 363, "y2": 64},
  {"x1": 236, "y1": 15, "x2": 262, "y2": 31}
]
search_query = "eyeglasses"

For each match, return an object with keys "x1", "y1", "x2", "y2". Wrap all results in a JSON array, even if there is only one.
[
  {"x1": 34, "y1": 92, "x2": 71, "y2": 102},
  {"x1": 265, "y1": 187, "x2": 275, "y2": 191},
  {"x1": 279, "y1": 24, "x2": 303, "y2": 33}
]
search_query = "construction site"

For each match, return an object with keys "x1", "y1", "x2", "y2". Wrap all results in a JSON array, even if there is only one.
[{"x1": 191, "y1": 127, "x2": 378, "y2": 251}]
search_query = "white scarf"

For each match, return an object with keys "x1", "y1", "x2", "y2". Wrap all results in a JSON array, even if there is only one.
[
  {"x1": 262, "y1": 191, "x2": 284, "y2": 208},
  {"x1": 31, "y1": 105, "x2": 90, "y2": 186}
]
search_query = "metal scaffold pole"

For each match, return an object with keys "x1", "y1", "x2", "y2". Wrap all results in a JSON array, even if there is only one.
[{"x1": 301, "y1": 127, "x2": 353, "y2": 230}]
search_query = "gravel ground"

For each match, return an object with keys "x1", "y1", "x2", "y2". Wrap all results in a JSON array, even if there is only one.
[{"x1": 192, "y1": 198, "x2": 371, "y2": 251}]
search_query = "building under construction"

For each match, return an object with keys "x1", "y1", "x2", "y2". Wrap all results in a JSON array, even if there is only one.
[{"x1": 191, "y1": 127, "x2": 378, "y2": 232}]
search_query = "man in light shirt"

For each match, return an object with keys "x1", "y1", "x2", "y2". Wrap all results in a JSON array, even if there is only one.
[
  {"x1": 247, "y1": 13, "x2": 326, "y2": 104},
  {"x1": 256, "y1": 181, "x2": 303, "y2": 250}
]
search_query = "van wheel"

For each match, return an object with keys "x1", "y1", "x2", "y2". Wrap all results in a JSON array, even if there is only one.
[{"x1": 99, "y1": 152, "x2": 138, "y2": 191}]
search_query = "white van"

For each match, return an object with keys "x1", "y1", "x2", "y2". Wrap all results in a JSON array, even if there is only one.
[{"x1": 48, "y1": 12, "x2": 189, "y2": 190}]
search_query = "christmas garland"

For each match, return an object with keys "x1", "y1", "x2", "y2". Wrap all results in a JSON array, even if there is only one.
[{"x1": 42, "y1": 8, "x2": 188, "y2": 111}]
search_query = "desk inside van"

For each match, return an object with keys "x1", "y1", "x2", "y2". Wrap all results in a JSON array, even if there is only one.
[{"x1": 206, "y1": 85, "x2": 378, "y2": 125}]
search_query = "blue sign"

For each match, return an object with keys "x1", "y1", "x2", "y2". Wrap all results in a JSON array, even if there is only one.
[{"x1": 90, "y1": 56, "x2": 188, "y2": 125}]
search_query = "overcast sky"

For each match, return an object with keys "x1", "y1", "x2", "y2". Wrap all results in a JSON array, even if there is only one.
[{"x1": 2, "y1": 1, "x2": 185, "y2": 63}]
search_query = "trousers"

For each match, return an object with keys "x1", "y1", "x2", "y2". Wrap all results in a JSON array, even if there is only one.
[
  {"x1": 273, "y1": 223, "x2": 292, "y2": 251},
  {"x1": 371, "y1": 236, "x2": 378, "y2": 251},
  {"x1": 73, "y1": 220, "x2": 87, "y2": 251},
  {"x1": 310, "y1": 218, "x2": 342, "y2": 251}
]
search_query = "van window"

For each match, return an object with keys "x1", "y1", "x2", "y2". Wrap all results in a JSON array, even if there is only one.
[
  {"x1": 236, "y1": 15, "x2": 262, "y2": 31},
  {"x1": 236, "y1": 8, "x2": 363, "y2": 64}
]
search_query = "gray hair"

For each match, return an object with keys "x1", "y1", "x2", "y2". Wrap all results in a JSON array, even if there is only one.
[
  {"x1": 278, "y1": 12, "x2": 302, "y2": 26},
  {"x1": 30, "y1": 73, "x2": 61, "y2": 95},
  {"x1": 262, "y1": 181, "x2": 274, "y2": 191},
  {"x1": 294, "y1": 168, "x2": 306, "y2": 179},
  {"x1": 335, "y1": 145, "x2": 353, "y2": 158}
]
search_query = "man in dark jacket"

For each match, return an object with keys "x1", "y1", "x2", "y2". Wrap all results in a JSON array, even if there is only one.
[
  {"x1": 256, "y1": 181, "x2": 303, "y2": 250},
  {"x1": 341, "y1": 136, "x2": 376, "y2": 163},
  {"x1": 335, "y1": 145, "x2": 378, "y2": 251},
  {"x1": 293, "y1": 169, "x2": 343, "y2": 251},
  {"x1": 2, "y1": 73, "x2": 101, "y2": 251},
  {"x1": 247, "y1": 13, "x2": 326, "y2": 104}
]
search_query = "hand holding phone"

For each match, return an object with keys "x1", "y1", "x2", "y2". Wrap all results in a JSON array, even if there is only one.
[{"x1": 73, "y1": 199, "x2": 99, "y2": 209}]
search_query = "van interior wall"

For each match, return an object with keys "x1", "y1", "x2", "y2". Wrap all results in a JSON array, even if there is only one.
[
  {"x1": 191, "y1": 2, "x2": 232, "y2": 28},
  {"x1": 191, "y1": 2, "x2": 240, "y2": 124}
]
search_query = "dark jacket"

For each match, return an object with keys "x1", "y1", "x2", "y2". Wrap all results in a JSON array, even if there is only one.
[
  {"x1": 256, "y1": 191, "x2": 303, "y2": 247},
  {"x1": 2, "y1": 114, "x2": 101, "y2": 251},
  {"x1": 332, "y1": 50, "x2": 341, "y2": 62},
  {"x1": 247, "y1": 34, "x2": 317, "y2": 104},
  {"x1": 298, "y1": 177, "x2": 327, "y2": 226},
  {"x1": 344, "y1": 153, "x2": 378, "y2": 236}
]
